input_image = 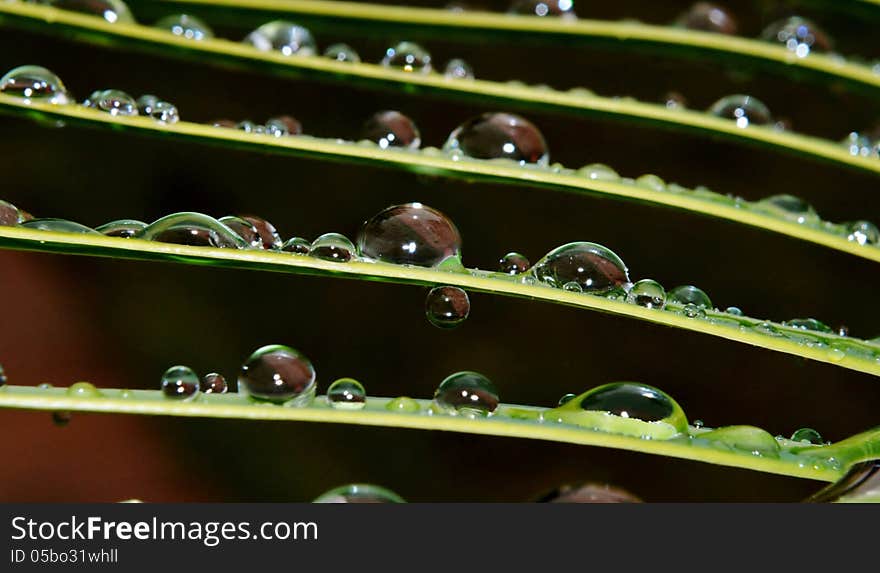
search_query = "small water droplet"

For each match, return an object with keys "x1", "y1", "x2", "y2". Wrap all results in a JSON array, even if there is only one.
[
  {"x1": 141, "y1": 212, "x2": 249, "y2": 248},
  {"x1": 444, "y1": 58, "x2": 474, "y2": 79},
  {"x1": 668, "y1": 285, "x2": 712, "y2": 308},
  {"x1": 682, "y1": 303, "x2": 706, "y2": 319},
  {"x1": 265, "y1": 115, "x2": 302, "y2": 137},
  {"x1": 155, "y1": 14, "x2": 213, "y2": 41},
  {"x1": 238, "y1": 345, "x2": 316, "y2": 404},
  {"x1": 67, "y1": 381, "x2": 100, "y2": 398},
  {"x1": 20, "y1": 219, "x2": 100, "y2": 234},
  {"x1": 0, "y1": 363, "x2": 6, "y2": 387},
  {"x1": 827, "y1": 347, "x2": 846, "y2": 362},
  {"x1": 846, "y1": 220, "x2": 879, "y2": 246},
  {"x1": 626, "y1": 279, "x2": 666, "y2": 309},
  {"x1": 161, "y1": 365, "x2": 200, "y2": 400},
  {"x1": 200, "y1": 373, "x2": 228, "y2": 394},
  {"x1": 433, "y1": 371, "x2": 499, "y2": 417},
  {"x1": 558, "y1": 393, "x2": 576, "y2": 406},
  {"x1": 47, "y1": 0, "x2": 135, "y2": 24},
  {"x1": 84, "y1": 89, "x2": 138, "y2": 116},
  {"x1": 444, "y1": 112, "x2": 549, "y2": 165},
  {"x1": 386, "y1": 396, "x2": 420, "y2": 412},
  {"x1": 281, "y1": 236, "x2": 310, "y2": 254},
  {"x1": 95, "y1": 219, "x2": 147, "y2": 238},
  {"x1": 309, "y1": 233, "x2": 355, "y2": 262},
  {"x1": 425, "y1": 286, "x2": 470, "y2": 328},
  {"x1": 357, "y1": 203, "x2": 461, "y2": 267},
  {"x1": 791, "y1": 427, "x2": 824, "y2": 444},
  {"x1": 362, "y1": 111, "x2": 421, "y2": 149},
  {"x1": 508, "y1": 0, "x2": 577, "y2": 19},
  {"x1": 708, "y1": 95, "x2": 772, "y2": 128},
  {"x1": 562, "y1": 281, "x2": 583, "y2": 293},
  {"x1": 725, "y1": 306, "x2": 743, "y2": 316},
  {"x1": 531, "y1": 241, "x2": 629, "y2": 293},
  {"x1": 761, "y1": 17, "x2": 831, "y2": 58},
  {"x1": 693, "y1": 419, "x2": 704, "y2": 429},
  {"x1": 244, "y1": 21, "x2": 316, "y2": 56},
  {"x1": 0, "y1": 65, "x2": 70, "y2": 104},
  {"x1": 499, "y1": 252, "x2": 530, "y2": 274},
  {"x1": 314, "y1": 484, "x2": 405, "y2": 503},
  {"x1": 576, "y1": 163, "x2": 620, "y2": 181},
  {"x1": 381, "y1": 41, "x2": 432, "y2": 73},
  {"x1": 236, "y1": 120, "x2": 265, "y2": 134},
  {"x1": 662, "y1": 91, "x2": 688, "y2": 110},
  {"x1": 323, "y1": 43, "x2": 360, "y2": 63},
  {"x1": 211, "y1": 119, "x2": 237, "y2": 128},
  {"x1": 700, "y1": 425, "x2": 780, "y2": 457},
  {"x1": 784, "y1": 318, "x2": 833, "y2": 333},
  {"x1": 135, "y1": 94, "x2": 179, "y2": 124},
  {"x1": 327, "y1": 378, "x2": 366, "y2": 410},
  {"x1": 636, "y1": 174, "x2": 666, "y2": 192},
  {"x1": 676, "y1": 2, "x2": 737, "y2": 34},
  {"x1": 756, "y1": 194, "x2": 819, "y2": 224},
  {"x1": 537, "y1": 483, "x2": 641, "y2": 503},
  {"x1": 841, "y1": 132, "x2": 877, "y2": 158}
]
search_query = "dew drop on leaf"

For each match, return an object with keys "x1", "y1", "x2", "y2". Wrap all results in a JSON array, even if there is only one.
[
  {"x1": 84, "y1": 89, "x2": 138, "y2": 117},
  {"x1": 155, "y1": 14, "x2": 214, "y2": 41},
  {"x1": 755, "y1": 194, "x2": 819, "y2": 224},
  {"x1": 219, "y1": 216, "x2": 263, "y2": 249},
  {"x1": 161, "y1": 366, "x2": 200, "y2": 400},
  {"x1": 846, "y1": 221, "x2": 879, "y2": 245},
  {"x1": 0, "y1": 65, "x2": 70, "y2": 104},
  {"x1": 626, "y1": 279, "x2": 666, "y2": 309},
  {"x1": 200, "y1": 373, "x2": 228, "y2": 394},
  {"x1": 433, "y1": 371, "x2": 499, "y2": 417},
  {"x1": 760, "y1": 17, "x2": 831, "y2": 58},
  {"x1": 20, "y1": 218, "x2": 100, "y2": 234},
  {"x1": 136, "y1": 95, "x2": 179, "y2": 124},
  {"x1": 444, "y1": 58, "x2": 474, "y2": 79},
  {"x1": 576, "y1": 163, "x2": 620, "y2": 181},
  {"x1": 425, "y1": 286, "x2": 470, "y2": 329},
  {"x1": 708, "y1": 95, "x2": 772, "y2": 128},
  {"x1": 95, "y1": 219, "x2": 147, "y2": 238},
  {"x1": 499, "y1": 252, "x2": 530, "y2": 274},
  {"x1": 357, "y1": 203, "x2": 462, "y2": 267},
  {"x1": 444, "y1": 112, "x2": 549, "y2": 165},
  {"x1": 240, "y1": 215, "x2": 283, "y2": 250},
  {"x1": 558, "y1": 393, "x2": 576, "y2": 406},
  {"x1": 784, "y1": 318, "x2": 833, "y2": 333},
  {"x1": 265, "y1": 115, "x2": 302, "y2": 137},
  {"x1": 508, "y1": 0, "x2": 577, "y2": 19},
  {"x1": 281, "y1": 237, "x2": 311, "y2": 254},
  {"x1": 530, "y1": 241, "x2": 629, "y2": 293},
  {"x1": 66, "y1": 381, "x2": 100, "y2": 398},
  {"x1": 668, "y1": 285, "x2": 712, "y2": 308},
  {"x1": 676, "y1": 2, "x2": 738, "y2": 35},
  {"x1": 309, "y1": 233, "x2": 356, "y2": 262},
  {"x1": 238, "y1": 345, "x2": 316, "y2": 405},
  {"x1": 243, "y1": 21, "x2": 316, "y2": 56},
  {"x1": 386, "y1": 396, "x2": 420, "y2": 412},
  {"x1": 47, "y1": 0, "x2": 135, "y2": 24},
  {"x1": 841, "y1": 132, "x2": 877, "y2": 158},
  {"x1": 0, "y1": 363, "x2": 7, "y2": 387},
  {"x1": 381, "y1": 41, "x2": 432, "y2": 73},
  {"x1": 699, "y1": 425, "x2": 781, "y2": 458},
  {"x1": 313, "y1": 484, "x2": 405, "y2": 503},
  {"x1": 141, "y1": 213, "x2": 249, "y2": 248},
  {"x1": 791, "y1": 427, "x2": 824, "y2": 445},
  {"x1": 323, "y1": 43, "x2": 360, "y2": 63},
  {"x1": 362, "y1": 111, "x2": 421, "y2": 149},
  {"x1": 327, "y1": 378, "x2": 367, "y2": 410}
]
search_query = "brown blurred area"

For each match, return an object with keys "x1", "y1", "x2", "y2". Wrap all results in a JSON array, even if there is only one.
[{"x1": 0, "y1": 0, "x2": 879, "y2": 502}]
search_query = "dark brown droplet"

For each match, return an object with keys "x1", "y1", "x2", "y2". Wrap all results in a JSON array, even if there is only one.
[
  {"x1": 678, "y1": 2, "x2": 738, "y2": 35},
  {"x1": 240, "y1": 215, "x2": 283, "y2": 250},
  {"x1": 425, "y1": 286, "x2": 470, "y2": 329},
  {"x1": 238, "y1": 345, "x2": 316, "y2": 403},
  {"x1": 220, "y1": 216, "x2": 263, "y2": 249},
  {"x1": 362, "y1": 111, "x2": 421, "y2": 149},
  {"x1": 445, "y1": 112, "x2": 548, "y2": 164},
  {"x1": 52, "y1": 411, "x2": 72, "y2": 427},
  {"x1": 357, "y1": 203, "x2": 461, "y2": 267},
  {"x1": 200, "y1": 372, "x2": 228, "y2": 394},
  {"x1": 268, "y1": 115, "x2": 302, "y2": 135}
]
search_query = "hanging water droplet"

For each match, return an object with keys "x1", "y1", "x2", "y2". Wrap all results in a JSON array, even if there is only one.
[
  {"x1": 708, "y1": 95, "x2": 772, "y2": 128},
  {"x1": 0, "y1": 200, "x2": 22, "y2": 227},
  {"x1": 425, "y1": 286, "x2": 470, "y2": 328},
  {"x1": 20, "y1": 219, "x2": 100, "y2": 234},
  {"x1": 756, "y1": 194, "x2": 819, "y2": 224},
  {"x1": 200, "y1": 373, "x2": 228, "y2": 394},
  {"x1": 161, "y1": 365, "x2": 200, "y2": 400},
  {"x1": 141, "y1": 213, "x2": 249, "y2": 248},
  {"x1": 444, "y1": 58, "x2": 474, "y2": 79},
  {"x1": 83, "y1": 89, "x2": 138, "y2": 116},
  {"x1": 219, "y1": 216, "x2": 263, "y2": 249},
  {"x1": 434, "y1": 371, "x2": 499, "y2": 417},
  {"x1": 238, "y1": 344, "x2": 316, "y2": 405},
  {"x1": 625, "y1": 279, "x2": 666, "y2": 309},
  {"x1": 314, "y1": 484, "x2": 405, "y2": 503},
  {"x1": 576, "y1": 163, "x2": 620, "y2": 181},
  {"x1": 784, "y1": 318, "x2": 833, "y2": 333},
  {"x1": 282, "y1": 237, "x2": 311, "y2": 254},
  {"x1": 761, "y1": 17, "x2": 831, "y2": 58},
  {"x1": 791, "y1": 427, "x2": 824, "y2": 445},
  {"x1": 265, "y1": 115, "x2": 302, "y2": 137},
  {"x1": 47, "y1": 0, "x2": 135, "y2": 24},
  {"x1": 155, "y1": 14, "x2": 214, "y2": 41},
  {"x1": 558, "y1": 393, "x2": 576, "y2": 406},
  {"x1": 362, "y1": 111, "x2": 421, "y2": 149},
  {"x1": 386, "y1": 396, "x2": 420, "y2": 412},
  {"x1": 95, "y1": 219, "x2": 147, "y2": 238},
  {"x1": 381, "y1": 41, "x2": 432, "y2": 73},
  {"x1": 508, "y1": 0, "x2": 577, "y2": 19},
  {"x1": 244, "y1": 21, "x2": 316, "y2": 56},
  {"x1": 135, "y1": 94, "x2": 179, "y2": 124},
  {"x1": 668, "y1": 285, "x2": 712, "y2": 308},
  {"x1": 531, "y1": 241, "x2": 629, "y2": 293},
  {"x1": 238, "y1": 215, "x2": 283, "y2": 250},
  {"x1": 0, "y1": 65, "x2": 70, "y2": 104},
  {"x1": 52, "y1": 411, "x2": 72, "y2": 426},
  {"x1": 323, "y1": 43, "x2": 360, "y2": 63},
  {"x1": 537, "y1": 483, "x2": 642, "y2": 503},
  {"x1": 498, "y1": 252, "x2": 530, "y2": 274},
  {"x1": 357, "y1": 203, "x2": 462, "y2": 267},
  {"x1": 67, "y1": 381, "x2": 100, "y2": 398},
  {"x1": 676, "y1": 2, "x2": 737, "y2": 35},
  {"x1": 309, "y1": 233, "x2": 355, "y2": 262},
  {"x1": 841, "y1": 132, "x2": 877, "y2": 158},
  {"x1": 846, "y1": 221, "x2": 879, "y2": 245},
  {"x1": 682, "y1": 303, "x2": 705, "y2": 319},
  {"x1": 700, "y1": 425, "x2": 780, "y2": 457},
  {"x1": 327, "y1": 378, "x2": 366, "y2": 410},
  {"x1": 444, "y1": 112, "x2": 549, "y2": 165}
]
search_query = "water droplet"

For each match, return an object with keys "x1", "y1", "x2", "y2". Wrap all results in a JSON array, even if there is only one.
[
  {"x1": 508, "y1": 0, "x2": 577, "y2": 19},
  {"x1": 668, "y1": 285, "x2": 712, "y2": 308},
  {"x1": 323, "y1": 43, "x2": 360, "y2": 63},
  {"x1": 537, "y1": 483, "x2": 642, "y2": 503},
  {"x1": 236, "y1": 120, "x2": 264, "y2": 134},
  {"x1": 47, "y1": 0, "x2": 135, "y2": 24},
  {"x1": 827, "y1": 347, "x2": 846, "y2": 362},
  {"x1": 200, "y1": 373, "x2": 228, "y2": 394},
  {"x1": 433, "y1": 371, "x2": 499, "y2": 417},
  {"x1": 841, "y1": 132, "x2": 877, "y2": 158},
  {"x1": 0, "y1": 200, "x2": 22, "y2": 227},
  {"x1": 625, "y1": 279, "x2": 666, "y2": 309},
  {"x1": 211, "y1": 119, "x2": 236, "y2": 128},
  {"x1": 141, "y1": 213, "x2": 249, "y2": 248},
  {"x1": 784, "y1": 318, "x2": 833, "y2": 333},
  {"x1": 309, "y1": 233, "x2": 355, "y2": 262},
  {"x1": 327, "y1": 378, "x2": 366, "y2": 410},
  {"x1": 314, "y1": 484, "x2": 405, "y2": 503},
  {"x1": 761, "y1": 17, "x2": 831, "y2": 58},
  {"x1": 498, "y1": 252, "x2": 530, "y2": 274},
  {"x1": 636, "y1": 174, "x2": 666, "y2": 192},
  {"x1": 531, "y1": 241, "x2": 629, "y2": 293},
  {"x1": 381, "y1": 41, "x2": 432, "y2": 73},
  {"x1": 791, "y1": 427, "x2": 824, "y2": 445},
  {"x1": 0, "y1": 363, "x2": 6, "y2": 387},
  {"x1": 846, "y1": 221, "x2": 879, "y2": 246},
  {"x1": 562, "y1": 281, "x2": 583, "y2": 293},
  {"x1": 444, "y1": 58, "x2": 474, "y2": 79},
  {"x1": 708, "y1": 95, "x2": 772, "y2": 128},
  {"x1": 558, "y1": 393, "x2": 576, "y2": 406},
  {"x1": 282, "y1": 237, "x2": 311, "y2": 254},
  {"x1": 238, "y1": 215, "x2": 283, "y2": 250},
  {"x1": 52, "y1": 411, "x2": 72, "y2": 426},
  {"x1": 362, "y1": 111, "x2": 421, "y2": 149},
  {"x1": 161, "y1": 365, "x2": 200, "y2": 400},
  {"x1": 576, "y1": 163, "x2": 620, "y2": 181},
  {"x1": 756, "y1": 194, "x2": 819, "y2": 224},
  {"x1": 155, "y1": 14, "x2": 213, "y2": 41},
  {"x1": 425, "y1": 286, "x2": 470, "y2": 328},
  {"x1": 676, "y1": 2, "x2": 737, "y2": 35},
  {"x1": 693, "y1": 419, "x2": 704, "y2": 429},
  {"x1": 219, "y1": 216, "x2": 263, "y2": 249},
  {"x1": 0, "y1": 65, "x2": 70, "y2": 104},
  {"x1": 444, "y1": 112, "x2": 549, "y2": 165},
  {"x1": 357, "y1": 203, "x2": 461, "y2": 267},
  {"x1": 135, "y1": 94, "x2": 179, "y2": 124},
  {"x1": 95, "y1": 219, "x2": 147, "y2": 238},
  {"x1": 244, "y1": 21, "x2": 316, "y2": 56},
  {"x1": 700, "y1": 425, "x2": 780, "y2": 457},
  {"x1": 67, "y1": 381, "x2": 100, "y2": 398},
  {"x1": 84, "y1": 89, "x2": 138, "y2": 116},
  {"x1": 662, "y1": 91, "x2": 688, "y2": 110},
  {"x1": 20, "y1": 219, "x2": 100, "y2": 234},
  {"x1": 682, "y1": 303, "x2": 706, "y2": 319},
  {"x1": 836, "y1": 325, "x2": 849, "y2": 337},
  {"x1": 238, "y1": 345, "x2": 316, "y2": 405},
  {"x1": 725, "y1": 306, "x2": 743, "y2": 316},
  {"x1": 386, "y1": 396, "x2": 420, "y2": 412},
  {"x1": 265, "y1": 115, "x2": 302, "y2": 136}
]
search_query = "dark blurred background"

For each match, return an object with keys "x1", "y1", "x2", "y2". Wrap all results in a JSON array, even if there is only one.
[{"x1": 0, "y1": 0, "x2": 878, "y2": 502}]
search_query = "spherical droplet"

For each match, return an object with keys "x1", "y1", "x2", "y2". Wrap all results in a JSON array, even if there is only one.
[
  {"x1": 444, "y1": 58, "x2": 474, "y2": 79},
  {"x1": 577, "y1": 163, "x2": 620, "y2": 181},
  {"x1": 537, "y1": 483, "x2": 642, "y2": 503},
  {"x1": 282, "y1": 237, "x2": 311, "y2": 254},
  {"x1": 668, "y1": 285, "x2": 712, "y2": 308},
  {"x1": 499, "y1": 252, "x2": 530, "y2": 274},
  {"x1": 238, "y1": 215, "x2": 283, "y2": 250},
  {"x1": 433, "y1": 371, "x2": 499, "y2": 417},
  {"x1": 663, "y1": 91, "x2": 688, "y2": 110},
  {"x1": 95, "y1": 219, "x2": 147, "y2": 238},
  {"x1": 761, "y1": 17, "x2": 831, "y2": 58},
  {"x1": 244, "y1": 21, "x2": 316, "y2": 56},
  {"x1": 508, "y1": 0, "x2": 577, "y2": 19},
  {"x1": 531, "y1": 241, "x2": 629, "y2": 293},
  {"x1": 135, "y1": 94, "x2": 179, "y2": 124},
  {"x1": 846, "y1": 221, "x2": 879, "y2": 246},
  {"x1": 558, "y1": 393, "x2": 576, "y2": 406},
  {"x1": 0, "y1": 65, "x2": 70, "y2": 104},
  {"x1": 84, "y1": 89, "x2": 138, "y2": 116},
  {"x1": 362, "y1": 111, "x2": 421, "y2": 149},
  {"x1": 791, "y1": 427, "x2": 824, "y2": 445},
  {"x1": 0, "y1": 200, "x2": 22, "y2": 227},
  {"x1": 386, "y1": 396, "x2": 420, "y2": 412},
  {"x1": 219, "y1": 216, "x2": 263, "y2": 249},
  {"x1": 327, "y1": 378, "x2": 366, "y2": 410},
  {"x1": 756, "y1": 194, "x2": 819, "y2": 224},
  {"x1": 314, "y1": 484, "x2": 405, "y2": 503},
  {"x1": 200, "y1": 372, "x2": 228, "y2": 394},
  {"x1": 444, "y1": 112, "x2": 549, "y2": 165},
  {"x1": 52, "y1": 412, "x2": 72, "y2": 426},
  {"x1": 155, "y1": 14, "x2": 214, "y2": 41},
  {"x1": 700, "y1": 425, "x2": 780, "y2": 457},
  {"x1": 784, "y1": 318, "x2": 833, "y2": 333},
  {"x1": 238, "y1": 345, "x2": 316, "y2": 404},
  {"x1": 626, "y1": 279, "x2": 666, "y2": 309},
  {"x1": 676, "y1": 2, "x2": 737, "y2": 35},
  {"x1": 141, "y1": 213, "x2": 249, "y2": 248},
  {"x1": 48, "y1": 0, "x2": 135, "y2": 24},
  {"x1": 265, "y1": 115, "x2": 302, "y2": 137},
  {"x1": 21, "y1": 219, "x2": 100, "y2": 234},
  {"x1": 708, "y1": 95, "x2": 772, "y2": 128},
  {"x1": 323, "y1": 43, "x2": 360, "y2": 63},
  {"x1": 310, "y1": 233, "x2": 355, "y2": 262},
  {"x1": 425, "y1": 286, "x2": 470, "y2": 328},
  {"x1": 357, "y1": 203, "x2": 462, "y2": 267},
  {"x1": 161, "y1": 365, "x2": 200, "y2": 400},
  {"x1": 67, "y1": 381, "x2": 100, "y2": 398},
  {"x1": 0, "y1": 363, "x2": 6, "y2": 387},
  {"x1": 381, "y1": 41, "x2": 432, "y2": 73}
]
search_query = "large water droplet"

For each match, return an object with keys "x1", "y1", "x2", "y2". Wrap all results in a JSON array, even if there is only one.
[
  {"x1": 95, "y1": 219, "x2": 147, "y2": 238},
  {"x1": 499, "y1": 252, "x2": 530, "y2": 274},
  {"x1": 700, "y1": 425, "x2": 780, "y2": 457},
  {"x1": 244, "y1": 21, "x2": 316, "y2": 56},
  {"x1": 508, "y1": 0, "x2": 577, "y2": 19},
  {"x1": 238, "y1": 345, "x2": 316, "y2": 405},
  {"x1": 357, "y1": 203, "x2": 462, "y2": 267},
  {"x1": 310, "y1": 233, "x2": 355, "y2": 262},
  {"x1": 381, "y1": 41, "x2": 432, "y2": 73},
  {"x1": 444, "y1": 58, "x2": 474, "y2": 79},
  {"x1": 425, "y1": 286, "x2": 470, "y2": 328},
  {"x1": 756, "y1": 194, "x2": 819, "y2": 224},
  {"x1": 282, "y1": 237, "x2": 310, "y2": 254},
  {"x1": 200, "y1": 373, "x2": 228, "y2": 394},
  {"x1": 531, "y1": 242, "x2": 629, "y2": 293},
  {"x1": 47, "y1": 0, "x2": 135, "y2": 24},
  {"x1": 21, "y1": 219, "x2": 100, "y2": 234},
  {"x1": 444, "y1": 112, "x2": 549, "y2": 165},
  {"x1": 0, "y1": 65, "x2": 70, "y2": 104},
  {"x1": 327, "y1": 378, "x2": 366, "y2": 410},
  {"x1": 314, "y1": 484, "x2": 405, "y2": 503},
  {"x1": 0, "y1": 200, "x2": 22, "y2": 226},
  {"x1": 708, "y1": 95, "x2": 772, "y2": 128},
  {"x1": 136, "y1": 94, "x2": 179, "y2": 124},
  {"x1": 141, "y1": 213, "x2": 249, "y2": 248},
  {"x1": 386, "y1": 396, "x2": 420, "y2": 412},
  {"x1": 626, "y1": 279, "x2": 666, "y2": 309},
  {"x1": 676, "y1": 2, "x2": 737, "y2": 35},
  {"x1": 323, "y1": 43, "x2": 360, "y2": 63},
  {"x1": 362, "y1": 111, "x2": 421, "y2": 149},
  {"x1": 433, "y1": 371, "x2": 499, "y2": 417},
  {"x1": 161, "y1": 365, "x2": 200, "y2": 400},
  {"x1": 761, "y1": 17, "x2": 831, "y2": 57},
  {"x1": 537, "y1": 483, "x2": 642, "y2": 503},
  {"x1": 846, "y1": 221, "x2": 879, "y2": 246},
  {"x1": 791, "y1": 427, "x2": 824, "y2": 445},
  {"x1": 155, "y1": 14, "x2": 214, "y2": 41},
  {"x1": 668, "y1": 285, "x2": 712, "y2": 308},
  {"x1": 219, "y1": 216, "x2": 263, "y2": 249},
  {"x1": 784, "y1": 318, "x2": 833, "y2": 333},
  {"x1": 84, "y1": 89, "x2": 138, "y2": 116}
]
